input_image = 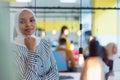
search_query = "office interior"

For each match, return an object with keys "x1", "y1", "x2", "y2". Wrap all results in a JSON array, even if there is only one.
[{"x1": 0, "y1": 0, "x2": 120, "y2": 80}]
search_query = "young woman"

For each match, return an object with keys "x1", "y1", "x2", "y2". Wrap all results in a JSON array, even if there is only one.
[
  {"x1": 59, "y1": 25, "x2": 71, "y2": 50},
  {"x1": 12, "y1": 8, "x2": 59, "y2": 80}
]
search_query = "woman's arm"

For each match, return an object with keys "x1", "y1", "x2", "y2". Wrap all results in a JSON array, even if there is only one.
[
  {"x1": 67, "y1": 50, "x2": 75, "y2": 69},
  {"x1": 42, "y1": 52, "x2": 59, "y2": 80},
  {"x1": 41, "y1": 39, "x2": 59, "y2": 80},
  {"x1": 25, "y1": 52, "x2": 39, "y2": 80}
]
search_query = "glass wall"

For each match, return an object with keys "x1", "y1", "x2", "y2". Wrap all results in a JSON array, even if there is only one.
[{"x1": 0, "y1": 1, "x2": 16, "y2": 80}]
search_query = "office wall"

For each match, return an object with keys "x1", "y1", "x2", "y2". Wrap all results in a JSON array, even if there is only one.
[
  {"x1": 113, "y1": 0, "x2": 120, "y2": 72},
  {"x1": 36, "y1": 20, "x2": 79, "y2": 32},
  {"x1": 117, "y1": 0, "x2": 120, "y2": 54},
  {"x1": 92, "y1": 0, "x2": 117, "y2": 45},
  {"x1": 92, "y1": 0, "x2": 120, "y2": 72}
]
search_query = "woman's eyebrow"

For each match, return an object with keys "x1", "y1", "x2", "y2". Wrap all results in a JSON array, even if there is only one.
[
  {"x1": 19, "y1": 18, "x2": 25, "y2": 20},
  {"x1": 30, "y1": 16, "x2": 35, "y2": 19}
]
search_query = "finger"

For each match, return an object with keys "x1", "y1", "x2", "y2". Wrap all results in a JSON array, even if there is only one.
[{"x1": 26, "y1": 35, "x2": 31, "y2": 39}]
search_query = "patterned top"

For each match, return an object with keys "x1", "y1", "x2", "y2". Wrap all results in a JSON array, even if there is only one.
[{"x1": 12, "y1": 39, "x2": 59, "y2": 80}]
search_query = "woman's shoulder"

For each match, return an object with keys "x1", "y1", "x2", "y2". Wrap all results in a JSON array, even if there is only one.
[
  {"x1": 40, "y1": 38, "x2": 48, "y2": 42},
  {"x1": 11, "y1": 40, "x2": 24, "y2": 47},
  {"x1": 39, "y1": 38, "x2": 50, "y2": 47},
  {"x1": 40, "y1": 38, "x2": 49, "y2": 44}
]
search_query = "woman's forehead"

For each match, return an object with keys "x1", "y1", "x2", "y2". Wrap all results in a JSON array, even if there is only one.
[{"x1": 19, "y1": 10, "x2": 34, "y2": 18}]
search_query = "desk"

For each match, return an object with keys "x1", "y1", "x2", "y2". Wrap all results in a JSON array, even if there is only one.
[
  {"x1": 59, "y1": 72, "x2": 120, "y2": 80},
  {"x1": 59, "y1": 72, "x2": 80, "y2": 80}
]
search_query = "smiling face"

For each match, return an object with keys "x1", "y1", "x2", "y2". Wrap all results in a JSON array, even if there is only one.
[{"x1": 19, "y1": 10, "x2": 36, "y2": 35}]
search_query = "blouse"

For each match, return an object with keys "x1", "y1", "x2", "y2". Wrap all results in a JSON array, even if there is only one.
[{"x1": 12, "y1": 39, "x2": 59, "y2": 80}]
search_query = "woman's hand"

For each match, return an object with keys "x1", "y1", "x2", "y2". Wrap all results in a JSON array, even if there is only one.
[{"x1": 24, "y1": 35, "x2": 36, "y2": 53}]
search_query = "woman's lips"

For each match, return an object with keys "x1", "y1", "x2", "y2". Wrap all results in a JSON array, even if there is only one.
[{"x1": 25, "y1": 28, "x2": 33, "y2": 32}]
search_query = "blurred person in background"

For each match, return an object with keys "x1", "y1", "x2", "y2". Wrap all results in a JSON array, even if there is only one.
[
  {"x1": 80, "y1": 40, "x2": 105, "y2": 80},
  {"x1": 101, "y1": 46, "x2": 110, "y2": 80},
  {"x1": 105, "y1": 43, "x2": 117, "y2": 60},
  {"x1": 56, "y1": 38, "x2": 75, "y2": 72},
  {"x1": 104, "y1": 42, "x2": 117, "y2": 78},
  {"x1": 59, "y1": 25, "x2": 71, "y2": 51},
  {"x1": 83, "y1": 36, "x2": 96, "y2": 60},
  {"x1": 12, "y1": 8, "x2": 59, "y2": 80},
  {"x1": 100, "y1": 42, "x2": 117, "y2": 80}
]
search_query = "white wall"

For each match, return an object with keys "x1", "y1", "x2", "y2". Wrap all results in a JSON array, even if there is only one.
[{"x1": 113, "y1": 0, "x2": 120, "y2": 71}]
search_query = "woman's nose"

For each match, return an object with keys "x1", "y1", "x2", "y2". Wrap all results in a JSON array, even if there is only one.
[{"x1": 25, "y1": 21, "x2": 31, "y2": 27}]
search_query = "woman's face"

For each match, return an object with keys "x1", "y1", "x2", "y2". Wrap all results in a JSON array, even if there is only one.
[
  {"x1": 64, "y1": 29, "x2": 69, "y2": 36},
  {"x1": 19, "y1": 10, "x2": 36, "y2": 35},
  {"x1": 113, "y1": 45, "x2": 117, "y2": 54}
]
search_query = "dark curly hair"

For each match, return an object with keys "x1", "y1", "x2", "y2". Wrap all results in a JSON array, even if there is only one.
[{"x1": 89, "y1": 40, "x2": 102, "y2": 57}]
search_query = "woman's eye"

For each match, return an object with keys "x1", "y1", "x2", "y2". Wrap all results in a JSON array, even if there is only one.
[
  {"x1": 30, "y1": 19, "x2": 35, "y2": 22},
  {"x1": 19, "y1": 20, "x2": 25, "y2": 24}
]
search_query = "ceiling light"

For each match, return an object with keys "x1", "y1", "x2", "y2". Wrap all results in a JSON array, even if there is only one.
[
  {"x1": 52, "y1": 30, "x2": 57, "y2": 35},
  {"x1": 60, "y1": 0, "x2": 76, "y2": 3},
  {"x1": 77, "y1": 30, "x2": 81, "y2": 36},
  {"x1": 16, "y1": 0, "x2": 31, "y2": 2}
]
